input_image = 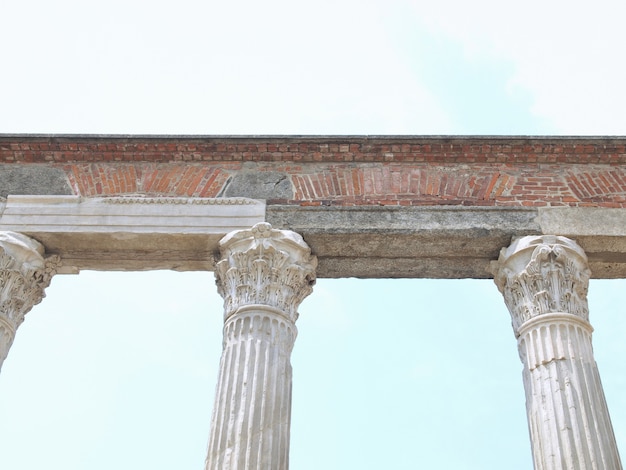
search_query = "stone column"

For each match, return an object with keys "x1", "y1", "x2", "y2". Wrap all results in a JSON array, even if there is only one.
[
  {"x1": 493, "y1": 235, "x2": 622, "y2": 470},
  {"x1": 0, "y1": 232, "x2": 60, "y2": 372},
  {"x1": 205, "y1": 222, "x2": 317, "y2": 470}
]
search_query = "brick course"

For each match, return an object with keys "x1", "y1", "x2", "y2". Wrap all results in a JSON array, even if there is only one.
[{"x1": 2, "y1": 136, "x2": 626, "y2": 207}]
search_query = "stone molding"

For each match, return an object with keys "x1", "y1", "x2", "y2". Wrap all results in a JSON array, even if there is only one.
[
  {"x1": 1, "y1": 196, "x2": 626, "y2": 278},
  {"x1": 0, "y1": 195, "x2": 266, "y2": 233},
  {"x1": 0, "y1": 195, "x2": 266, "y2": 272},
  {"x1": 214, "y1": 222, "x2": 317, "y2": 322},
  {"x1": 0, "y1": 232, "x2": 60, "y2": 370},
  {"x1": 102, "y1": 196, "x2": 258, "y2": 205}
]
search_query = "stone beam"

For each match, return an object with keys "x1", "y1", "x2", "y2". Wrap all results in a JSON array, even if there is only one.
[
  {"x1": 267, "y1": 205, "x2": 626, "y2": 279},
  {"x1": 0, "y1": 196, "x2": 265, "y2": 272},
  {"x1": 1, "y1": 196, "x2": 625, "y2": 278}
]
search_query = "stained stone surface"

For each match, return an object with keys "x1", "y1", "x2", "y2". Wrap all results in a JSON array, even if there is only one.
[
  {"x1": 1, "y1": 195, "x2": 626, "y2": 278},
  {"x1": 493, "y1": 236, "x2": 622, "y2": 470},
  {"x1": 206, "y1": 223, "x2": 316, "y2": 470},
  {"x1": 267, "y1": 205, "x2": 626, "y2": 278},
  {"x1": 221, "y1": 171, "x2": 293, "y2": 200},
  {"x1": 0, "y1": 232, "x2": 60, "y2": 371},
  {"x1": 0, "y1": 195, "x2": 266, "y2": 272},
  {"x1": 0, "y1": 165, "x2": 72, "y2": 198}
]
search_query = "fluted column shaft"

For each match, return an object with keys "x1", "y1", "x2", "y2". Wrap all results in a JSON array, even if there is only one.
[
  {"x1": 0, "y1": 232, "x2": 60, "y2": 372},
  {"x1": 493, "y1": 235, "x2": 622, "y2": 470},
  {"x1": 206, "y1": 222, "x2": 316, "y2": 470}
]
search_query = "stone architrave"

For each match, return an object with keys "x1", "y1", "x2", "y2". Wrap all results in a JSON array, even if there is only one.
[
  {"x1": 493, "y1": 235, "x2": 622, "y2": 470},
  {"x1": 0, "y1": 195, "x2": 266, "y2": 272},
  {"x1": 0, "y1": 232, "x2": 60, "y2": 372},
  {"x1": 206, "y1": 222, "x2": 317, "y2": 470}
]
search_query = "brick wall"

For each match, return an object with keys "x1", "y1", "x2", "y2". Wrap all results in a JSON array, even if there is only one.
[{"x1": 1, "y1": 136, "x2": 626, "y2": 207}]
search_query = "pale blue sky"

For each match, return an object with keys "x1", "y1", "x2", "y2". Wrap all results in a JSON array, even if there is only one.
[{"x1": 1, "y1": 1, "x2": 626, "y2": 469}]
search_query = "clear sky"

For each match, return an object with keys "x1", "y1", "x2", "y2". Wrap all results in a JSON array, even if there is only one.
[{"x1": 0, "y1": 1, "x2": 625, "y2": 469}]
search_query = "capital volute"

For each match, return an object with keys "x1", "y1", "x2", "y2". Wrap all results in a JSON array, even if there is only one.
[
  {"x1": 492, "y1": 235, "x2": 590, "y2": 334},
  {"x1": 0, "y1": 232, "x2": 61, "y2": 330},
  {"x1": 214, "y1": 223, "x2": 317, "y2": 322}
]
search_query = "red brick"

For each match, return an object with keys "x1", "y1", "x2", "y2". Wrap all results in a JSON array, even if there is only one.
[{"x1": 3, "y1": 137, "x2": 626, "y2": 207}]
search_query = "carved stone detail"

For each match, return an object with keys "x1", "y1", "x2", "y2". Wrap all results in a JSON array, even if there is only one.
[
  {"x1": 206, "y1": 223, "x2": 316, "y2": 470},
  {"x1": 214, "y1": 222, "x2": 317, "y2": 322},
  {"x1": 493, "y1": 235, "x2": 590, "y2": 334},
  {"x1": 493, "y1": 235, "x2": 622, "y2": 470},
  {"x1": 103, "y1": 196, "x2": 258, "y2": 205},
  {"x1": 0, "y1": 232, "x2": 61, "y2": 371},
  {"x1": 206, "y1": 309, "x2": 297, "y2": 470}
]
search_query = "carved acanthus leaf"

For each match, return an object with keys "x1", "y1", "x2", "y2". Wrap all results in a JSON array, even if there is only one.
[
  {"x1": 0, "y1": 235, "x2": 61, "y2": 331},
  {"x1": 493, "y1": 236, "x2": 590, "y2": 333},
  {"x1": 215, "y1": 223, "x2": 317, "y2": 322}
]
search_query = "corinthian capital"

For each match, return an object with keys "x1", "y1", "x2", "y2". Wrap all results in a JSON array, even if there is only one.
[
  {"x1": 0, "y1": 232, "x2": 61, "y2": 369},
  {"x1": 214, "y1": 222, "x2": 317, "y2": 322},
  {"x1": 492, "y1": 235, "x2": 590, "y2": 334}
]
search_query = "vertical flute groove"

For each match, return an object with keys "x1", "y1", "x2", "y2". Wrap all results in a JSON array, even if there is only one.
[
  {"x1": 493, "y1": 235, "x2": 622, "y2": 470},
  {"x1": 206, "y1": 311, "x2": 297, "y2": 470},
  {"x1": 206, "y1": 223, "x2": 316, "y2": 470}
]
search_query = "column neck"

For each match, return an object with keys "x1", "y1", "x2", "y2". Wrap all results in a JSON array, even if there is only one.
[{"x1": 222, "y1": 306, "x2": 298, "y2": 351}]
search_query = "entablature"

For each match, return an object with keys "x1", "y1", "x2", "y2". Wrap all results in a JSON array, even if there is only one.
[{"x1": 1, "y1": 195, "x2": 625, "y2": 279}]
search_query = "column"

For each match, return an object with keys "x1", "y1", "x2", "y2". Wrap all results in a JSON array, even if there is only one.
[
  {"x1": 0, "y1": 232, "x2": 60, "y2": 372},
  {"x1": 493, "y1": 235, "x2": 622, "y2": 470},
  {"x1": 205, "y1": 222, "x2": 317, "y2": 470}
]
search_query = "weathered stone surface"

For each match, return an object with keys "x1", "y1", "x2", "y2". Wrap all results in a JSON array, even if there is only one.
[
  {"x1": 0, "y1": 232, "x2": 60, "y2": 371},
  {"x1": 221, "y1": 170, "x2": 293, "y2": 200},
  {"x1": 268, "y1": 205, "x2": 626, "y2": 278},
  {"x1": 268, "y1": 205, "x2": 540, "y2": 278},
  {"x1": 0, "y1": 165, "x2": 72, "y2": 198},
  {"x1": 3, "y1": 135, "x2": 626, "y2": 208},
  {"x1": 493, "y1": 236, "x2": 622, "y2": 470},
  {"x1": 536, "y1": 207, "x2": 626, "y2": 277},
  {"x1": 206, "y1": 223, "x2": 316, "y2": 470},
  {"x1": 215, "y1": 222, "x2": 316, "y2": 321},
  {"x1": 1, "y1": 197, "x2": 626, "y2": 278},
  {"x1": 0, "y1": 195, "x2": 266, "y2": 272}
]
